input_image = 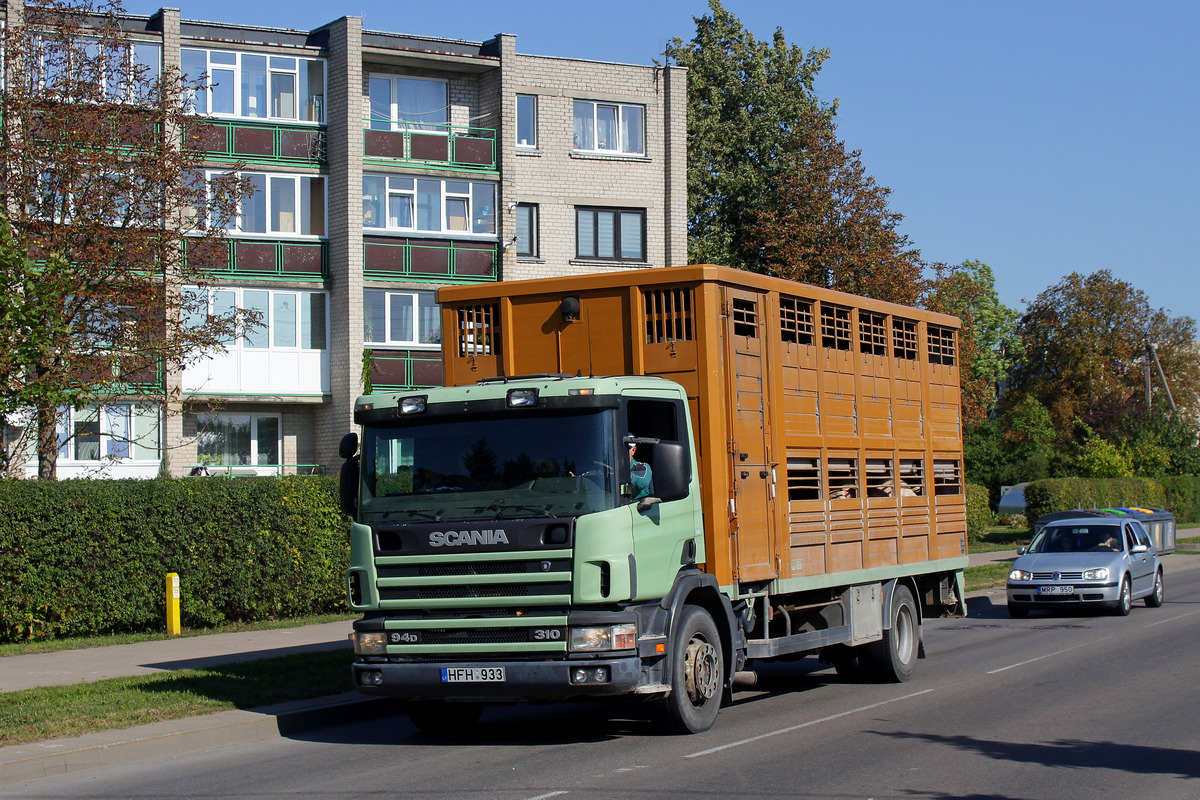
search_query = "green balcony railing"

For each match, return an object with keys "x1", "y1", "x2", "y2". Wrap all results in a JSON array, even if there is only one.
[
  {"x1": 366, "y1": 350, "x2": 444, "y2": 392},
  {"x1": 187, "y1": 238, "x2": 328, "y2": 282},
  {"x1": 190, "y1": 119, "x2": 326, "y2": 167},
  {"x1": 363, "y1": 237, "x2": 496, "y2": 283},
  {"x1": 363, "y1": 120, "x2": 497, "y2": 173}
]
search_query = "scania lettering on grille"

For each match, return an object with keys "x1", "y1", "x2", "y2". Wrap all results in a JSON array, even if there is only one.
[{"x1": 428, "y1": 529, "x2": 510, "y2": 547}]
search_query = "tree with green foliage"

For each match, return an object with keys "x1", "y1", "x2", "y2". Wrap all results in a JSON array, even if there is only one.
[
  {"x1": 1, "y1": 0, "x2": 251, "y2": 478},
  {"x1": 664, "y1": 0, "x2": 834, "y2": 271},
  {"x1": 1004, "y1": 270, "x2": 1199, "y2": 436},
  {"x1": 751, "y1": 113, "x2": 923, "y2": 305}
]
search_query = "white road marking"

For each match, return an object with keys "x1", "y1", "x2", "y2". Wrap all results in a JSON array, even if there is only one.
[
  {"x1": 1144, "y1": 609, "x2": 1200, "y2": 627},
  {"x1": 684, "y1": 689, "x2": 934, "y2": 758},
  {"x1": 524, "y1": 792, "x2": 569, "y2": 800},
  {"x1": 987, "y1": 636, "x2": 1112, "y2": 674}
]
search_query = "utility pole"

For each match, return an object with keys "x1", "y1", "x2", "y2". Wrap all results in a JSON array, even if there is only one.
[{"x1": 1144, "y1": 342, "x2": 1177, "y2": 412}]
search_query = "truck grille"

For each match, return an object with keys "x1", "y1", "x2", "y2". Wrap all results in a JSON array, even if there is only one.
[{"x1": 373, "y1": 548, "x2": 572, "y2": 657}]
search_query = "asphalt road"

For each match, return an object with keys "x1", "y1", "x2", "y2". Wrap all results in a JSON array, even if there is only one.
[{"x1": 6, "y1": 560, "x2": 1200, "y2": 800}]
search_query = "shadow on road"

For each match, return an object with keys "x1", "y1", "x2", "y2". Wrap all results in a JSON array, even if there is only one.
[{"x1": 875, "y1": 730, "x2": 1200, "y2": 781}]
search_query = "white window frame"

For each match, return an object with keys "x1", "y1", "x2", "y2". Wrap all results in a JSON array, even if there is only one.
[
  {"x1": 573, "y1": 100, "x2": 645, "y2": 155},
  {"x1": 369, "y1": 74, "x2": 448, "y2": 132},
  {"x1": 186, "y1": 286, "x2": 328, "y2": 352},
  {"x1": 195, "y1": 412, "x2": 282, "y2": 469},
  {"x1": 364, "y1": 289, "x2": 440, "y2": 348},
  {"x1": 516, "y1": 94, "x2": 537, "y2": 148},
  {"x1": 55, "y1": 404, "x2": 160, "y2": 463},
  {"x1": 29, "y1": 36, "x2": 160, "y2": 102},
  {"x1": 181, "y1": 47, "x2": 325, "y2": 124},
  {"x1": 208, "y1": 170, "x2": 327, "y2": 237},
  {"x1": 362, "y1": 174, "x2": 495, "y2": 237}
]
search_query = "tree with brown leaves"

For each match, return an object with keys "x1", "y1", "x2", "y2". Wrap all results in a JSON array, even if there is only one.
[{"x1": 0, "y1": 0, "x2": 251, "y2": 478}]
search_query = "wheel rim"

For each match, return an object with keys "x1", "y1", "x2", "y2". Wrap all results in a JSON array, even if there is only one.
[
  {"x1": 684, "y1": 636, "x2": 720, "y2": 706},
  {"x1": 894, "y1": 603, "x2": 916, "y2": 663},
  {"x1": 1121, "y1": 581, "x2": 1131, "y2": 612},
  {"x1": 1154, "y1": 574, "x2": 1163, "y2": 602}
]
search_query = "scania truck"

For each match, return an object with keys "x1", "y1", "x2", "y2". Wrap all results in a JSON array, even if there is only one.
[{"x1": 339, "y1": 264, "x2": 967, "y2": 734}]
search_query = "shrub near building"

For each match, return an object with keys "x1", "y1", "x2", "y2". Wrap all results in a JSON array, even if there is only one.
[{"x1": 0, "y1": 477, "x2": 348, "y2": 642}]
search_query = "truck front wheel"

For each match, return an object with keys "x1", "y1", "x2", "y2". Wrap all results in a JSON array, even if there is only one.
[
  {"x1": 657, "y1": 605, "x2": 724, "y2": 734},
  {"x1": 862, "y1": 584, "x2": 919, "y2": 683}
]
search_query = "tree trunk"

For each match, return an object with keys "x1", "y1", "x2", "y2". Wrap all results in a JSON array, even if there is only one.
[{"x1": 36, "y1": 401, "x2": 58, "y2": 480}]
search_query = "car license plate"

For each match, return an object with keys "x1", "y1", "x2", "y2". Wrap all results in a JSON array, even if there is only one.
[
  {"x1": 1037, "y1": 585, "x2": 1075, "y2": 596},
  {"x1": 441, "y1": 667, "x2": 505, "y2": 683}
]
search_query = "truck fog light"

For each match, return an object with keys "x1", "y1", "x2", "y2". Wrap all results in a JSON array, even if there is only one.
[
  {"x1": 355, "y1": 632, "x2": 387, "y2": 655},
  {"x1": 571, "y1": 668, "x2": 588, "y2": 684},
  {"x1": 594, "y1": 667, "x2": 609, "y2": 683},
  {"x1": 360, "y1": 670, "x2": 383, "y2": 686}
]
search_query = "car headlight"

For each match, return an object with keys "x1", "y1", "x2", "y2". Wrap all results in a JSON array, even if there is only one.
[
  {"x1": 1009, "y1": 569, "x2": 1032, "y2": 582},
  {"x1": 1083, "y1": 567, "x2": 1109, "y2": 581},
  {"x1": 354, "y1": 631, "x2": 387, "y2": 655},
  {"x1": 569, "y1": 623, "x2": 637, "y2": 652}
]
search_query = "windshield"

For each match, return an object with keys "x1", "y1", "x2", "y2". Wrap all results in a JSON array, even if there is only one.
[
  {"x1": 1028, "y1": 524, "x2": 1123, "y2": 554},
  {"x1": 360, "y1": 409, "x2": 618, "y2": 522}
]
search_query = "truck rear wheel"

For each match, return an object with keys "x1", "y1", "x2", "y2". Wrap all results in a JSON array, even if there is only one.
[
  {"x1": 407, "y1": 701, "x2": 483, "y2": 735},
  {"x1": 862, "y1": 584, "x2": 919, "y2": 683},
  {"x1": 656, "y1": 605, "x2": 724, "y2": 734}
]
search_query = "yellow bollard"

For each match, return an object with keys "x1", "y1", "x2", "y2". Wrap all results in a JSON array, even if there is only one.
[{"x1": 166, "y1": 573, "x2": 181, "y2": 636}]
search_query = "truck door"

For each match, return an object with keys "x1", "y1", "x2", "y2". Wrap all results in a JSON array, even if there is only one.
[{"x1": 724, "y1": 287, "x2": 777, "y2": 581}]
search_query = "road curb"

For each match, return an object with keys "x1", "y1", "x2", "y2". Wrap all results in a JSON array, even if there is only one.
[{"x1": 0, "y1": 693, "x2": 390, "y2": 788}]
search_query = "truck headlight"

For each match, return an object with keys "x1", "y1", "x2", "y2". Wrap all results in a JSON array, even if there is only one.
[
  {"x1": 354, "y1": 631, "x2": 387, "y2": 655},
  {"x1": 1083, "y1": 567, "x2": 1109, "y2": 581},
  {"x1": 569, "y1": 623, "x2": 637, "y2": 652},
  {"x1": 1008, "y1": 569, "x2": 1032, "y2": 582}
]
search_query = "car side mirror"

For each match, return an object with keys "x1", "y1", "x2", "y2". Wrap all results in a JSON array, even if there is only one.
[
  {"x1": 1131, "y1": 543, "x2": 1149, "y2": 554},
  {"x1": 1017, "y1": 546, "x2": 1027, "y2": 555}
]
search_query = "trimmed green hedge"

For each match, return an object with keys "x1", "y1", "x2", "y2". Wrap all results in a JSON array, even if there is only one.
[
  {"x1": 966, "y1": 482, "x2": 990, "y2": 543},
  {"x1": 1023, "y1": 478, "x2": 1168, "y2": 524},
  {"x1": 0, "y1": 477, "x2": 349, "y2": 642},
  {"x1": 1156, "y1": 476, "x2": 1200, "y2": 524}
]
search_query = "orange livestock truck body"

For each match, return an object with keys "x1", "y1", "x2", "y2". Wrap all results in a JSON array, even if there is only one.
[{"x1": 341, "y1": 264, "x2": 966, "y2": 734}]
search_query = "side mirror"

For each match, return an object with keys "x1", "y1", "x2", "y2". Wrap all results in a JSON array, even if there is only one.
[
  {"x1": 648, "y1": 440, "x2": 691, "y2": 503},
  {"x1": 339, "y1": 432, "x2": 359, "y2": 459},
  {"x1": 1131, "y1": 543, "x2": 1149, "y2": 554},
  {"x1": 1017, "y1": 546, "x2": 1027, "y2": 555},
  {"x1": 339, "y1": 455, "x2": 360, "y2": 517}
]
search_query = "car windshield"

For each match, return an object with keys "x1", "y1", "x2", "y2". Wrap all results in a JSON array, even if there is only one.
[
  {"x1": 359, "y1": 409, "x2": 618, "y2": 522},
  {"x1": 1028, "y1": 524, "x2": 1123, "y2": 554}
]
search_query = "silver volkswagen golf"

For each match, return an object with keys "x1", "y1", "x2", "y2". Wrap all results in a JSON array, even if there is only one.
[{"x1": 1006, "y1": 516, "x2": 1164, "y2": 618}]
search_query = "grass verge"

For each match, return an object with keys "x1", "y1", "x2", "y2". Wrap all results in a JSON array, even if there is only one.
[
  {"x1": 964, "y1": 562, "x2": 1010, "y2": 593},
  {"x1": 0, "y1": 649, "x2": 354, "y2": 747}
]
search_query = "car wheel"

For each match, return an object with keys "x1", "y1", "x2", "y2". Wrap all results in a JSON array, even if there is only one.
[
  {"x1": 1008, "y1": 603, "x2": 1029, "y2": 619},
  {"x1": 1145, "y1": 570, "x2": 1164, "y2": 608},
  {"x1": 862, "y1": 585, "x2": 919, "y2": 683},
  {"x1": 655, "y1": 605, "x2": 724, "y2": 734},
  {"x1": 1112, "y1": 576, "x2": 1132, "y2": 616}
]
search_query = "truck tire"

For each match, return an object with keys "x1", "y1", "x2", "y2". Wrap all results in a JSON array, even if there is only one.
[
  {"x1": 656, "y1": 605, "x2": 724, "y2": 734},
  {"x1": 862, "y1": 584, "x2": 919, "y2": 683},
  {"x1": 407, "y1": 701, "x2": 483, "y2": 735}
]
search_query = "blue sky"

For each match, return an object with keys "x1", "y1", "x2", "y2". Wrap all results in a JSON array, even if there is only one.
[{"x1": 129, "y1": 0, "x2": 1200, "y2": 326}]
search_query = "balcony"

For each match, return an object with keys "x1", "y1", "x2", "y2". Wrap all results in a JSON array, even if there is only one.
[
  {"x1": 189, "y1": 119, "x2": 326, "y2": 168},
  {"x1": 187, "y1": 238, "x2": 328, "y2": 282},
  {"x1": 367, "y1": 349, "x2": 444, "y2": 392},
  {"x1": 364, "y1": 237, "x2": 496, "y2": 283},
  {"x1": 363, "y1": 120, "x2": 497, "y2": 173}
]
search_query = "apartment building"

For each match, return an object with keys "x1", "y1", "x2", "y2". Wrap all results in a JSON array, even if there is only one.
[{"x1": 4, "y1": 4, "x2": 687, "y2": 478}]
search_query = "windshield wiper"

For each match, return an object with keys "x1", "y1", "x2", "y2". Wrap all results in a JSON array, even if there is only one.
[
  {"x1": 476, "y1": 503, "x2": 553, "y2": 519},
  {"x1": 382, "y1": 508, "x2": 444, "y2": 522}
]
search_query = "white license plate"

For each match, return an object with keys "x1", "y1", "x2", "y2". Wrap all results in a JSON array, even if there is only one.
[
  {"x1": 441, "y1": 667, "x2": 506, "y2": 683},
  {"x1": 1038, "y1": 585, "x2": 1075, "y2": 596}
]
